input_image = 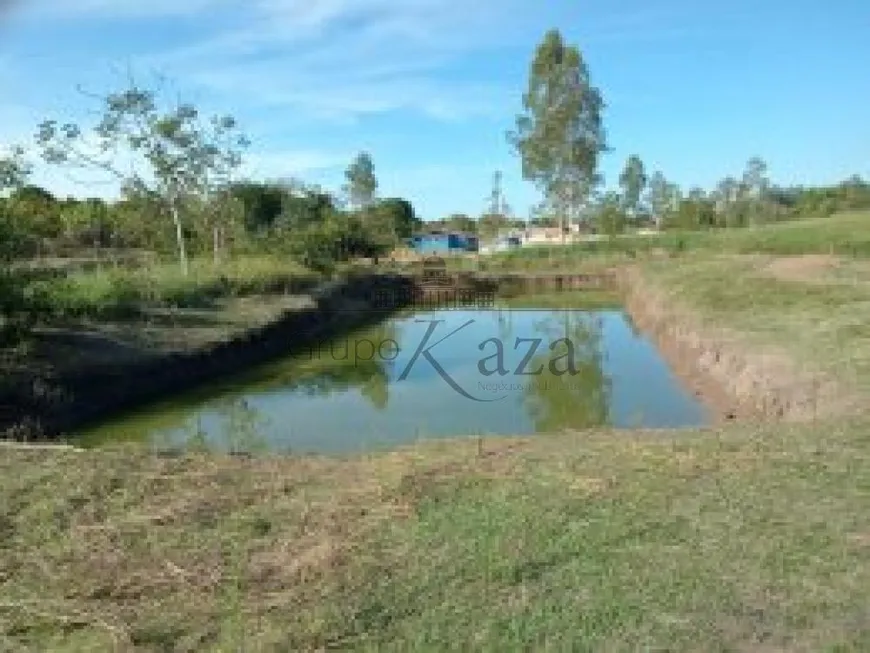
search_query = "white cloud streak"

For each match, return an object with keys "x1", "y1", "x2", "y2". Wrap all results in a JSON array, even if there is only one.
[
  {"x1": 124, "y1": 0, "x2": 534, "y2": 122},
  {"x1": 14, "y1": 1, "x2": 699, "y2": 126}
]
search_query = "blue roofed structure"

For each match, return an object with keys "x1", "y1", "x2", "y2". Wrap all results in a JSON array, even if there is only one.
[{"x1": 407, "y1": 232, "x2": 479, "y2": 255}]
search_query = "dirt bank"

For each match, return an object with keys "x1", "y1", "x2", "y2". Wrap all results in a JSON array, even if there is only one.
[
  {"x1": 617, "y1": 265, "x2": 855, "y2": 423},
  {"x1": 1, "y1": 274, "x2": 415, "y2": 440}
]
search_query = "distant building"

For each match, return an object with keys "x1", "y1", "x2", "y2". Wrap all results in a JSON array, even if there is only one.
[
  {"x1": 521, "y1": 226, "x2": 566, "y2": 244},
  {"x1": 408, "y1": 231, "x2": 479, "y2": 255}
]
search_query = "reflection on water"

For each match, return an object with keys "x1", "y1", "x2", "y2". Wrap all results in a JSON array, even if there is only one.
[{"x1": 80, "y1": 308, "x2": 709, "y2": 454}]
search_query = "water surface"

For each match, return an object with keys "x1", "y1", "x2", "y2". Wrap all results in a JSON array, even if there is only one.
[{"x1": 80, "y1": 308, "x2": 708, "y2": 453}]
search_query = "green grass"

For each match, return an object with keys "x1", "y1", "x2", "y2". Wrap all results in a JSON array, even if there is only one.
[
  {"x1": 706, "y1": 210, "x2": 870, "y2": 256},
  {"x1": 27, "y1": 255, "x2": 320, "y2": 321},
  {"x1": 2, "y1": 418, "x2": 870, "y2": 651},
  {"x1": 638, "y1": 253, "x2": 870, "y2": 397},
  {"x1": 483, "y1": 210, "x2": 870, "y2": 272},
  {"x1": 477, "y1": 249, "x2": 631, "y2": 274}
]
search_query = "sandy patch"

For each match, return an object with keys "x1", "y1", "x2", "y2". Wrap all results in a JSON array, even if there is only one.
[{"x1": 762, "y1": 254, "x2": 841, "y2": 284}]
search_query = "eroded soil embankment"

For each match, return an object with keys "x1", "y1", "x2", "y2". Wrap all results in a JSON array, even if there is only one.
[
  {"x1": 616, "y1": 266, "x2": 853, "y2": 423},
  {"x1": 1, "y1": 274, "x2": 415, "y2": 440}
]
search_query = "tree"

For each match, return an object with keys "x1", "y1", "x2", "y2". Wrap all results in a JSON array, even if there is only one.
[
  {"x1": 0, "y1": 147, "x2": 30, "y2": 192},
  {"x1": 357, "y1": 205, "x2": 399, "y2": 262},
  {"x1": 840, "y1": 175, "x2": 870, "y2": 210},
  {"x1": 57, "y1": 197, "x2": 109, "y2": 246},
  {"x1": 1, "y1": 150, "x2": 38, "y2": 346},
  {"x1": 285, "y1": 214, "x2": 345, "y2": 274},
  {"x1": 276, "y1": 183, "x2": 336, "y2": 232},
  {"x1": 377, "y1": 198, "x2": 420, "y2": 239},
  {"x1": 10, "y1": 184, "x2": 55, "y2": 205},
  {"x1": 228, "y1": 181, "x2": 286, "y2": 233},
  {"x1": 669, "y1": 187, "x2": 715, "y2": 230},
  {"x1": 742, "y1": 156, "x2": 769, "y2": 199},
  {"x1": 1, "y1": 151, "x2": 30, "y2": 257},
  {"x1": 344, "y1": 151, "x2": 377, "y2": 209},
  {"x1": 107, "y1": 192, "x2": 171, "y2": 251},
  {"x1": 478, "y1": 212, "x2": 512, "y2": 239},
  {"x1": 647, "y1": 171, "x2": 670, "y2": 230},
  {"x1": 618, "y1": 155, "x2": 647, "y2": 219},
  {"x1": 36, "y1": 81, "x2": 249, "y2": 274},
  {"x1": 741, "y1": 156, "x2": 769, "y2": 225},
  {"x1": 444, "y1": 213, "x2": 477, "y2": 233},
  {"x1": 509, "y1": 29, "x2": 607, "y2": 244},
  {"x1": 523, "y1": 313, "x2": 610, "y2": 431},
  {"x1": 714, "y1": 176, "x2": 740, "y2": 227},
  {"x1": 8, "y1": 184, "x2": 62, "y2": 243},
  {"x1": 594, "y1": 190, "x2": 626, "y2": 237}
]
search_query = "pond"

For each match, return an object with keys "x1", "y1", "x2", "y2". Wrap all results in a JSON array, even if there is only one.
[{"x1": 79, "y1": 306, "x2": 709, "y2": 453}]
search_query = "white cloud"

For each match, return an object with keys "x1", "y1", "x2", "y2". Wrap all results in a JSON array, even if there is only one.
[
  {"x1": 189, "y1": 61, "x2": 505, "y2": 122},
  {"x1": 26, "y1": 166, "x2": 123, "y2": 200},
  {"x1": 2, "y1": 130, "x2": 353, "y2": 200},
  {"x1": 126, "y1": 0, "x2": 544, "y2": 123},
  {"x1": 16, "y1": 0, "x2": 696, "y2": 128}
]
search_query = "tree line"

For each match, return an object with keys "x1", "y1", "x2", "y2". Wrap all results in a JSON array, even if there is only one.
[
  {"x1": 597, "y1": 155, "x2": 870, "y2": 235},
  {"x1": 421, "y1": 164, "x2": 870, "y2": 240},
  {"x1": 505, "y1": 28, "x2": 870, "y2": 238},
  {"x1": 1, "y1": 86, "x2": 422, "y2": 274},
  {"x1": 4, "y1": 30, "x2": 870, "y2": 282}
]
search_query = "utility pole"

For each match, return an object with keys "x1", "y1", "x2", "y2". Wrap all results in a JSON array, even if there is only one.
[
  {"x1": 488, "y1": 170, "x2": 505, "y2": 216},
  {"x1": 485, "y1": 170, "x2": 513, "y2": 236}
]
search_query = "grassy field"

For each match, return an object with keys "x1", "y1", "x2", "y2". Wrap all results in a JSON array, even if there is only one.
[
  {"x1": 3, "y1": 213, "x2": 870, "y2": 650},
  {"x1": 477, "y1": 210, "x2": 870, "y2": 273},
  {"x1": 2, "y1": 418, "x2": 869, "y2": 651},
  {"x1": 639, "y1": 253, "x2": 870, "y2": 399}
]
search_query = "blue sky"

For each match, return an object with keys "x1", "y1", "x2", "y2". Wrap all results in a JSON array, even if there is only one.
[{"x1": 1, "y1": 0, "x2": 868, "y2": 220}]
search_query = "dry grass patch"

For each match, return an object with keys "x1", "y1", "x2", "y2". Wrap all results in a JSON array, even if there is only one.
[
  {"x1": 762, "y1": 253, "x2": 843, "y2": 284},
  {"x1": 0, "y1": 447, "x2": 414, "y2": 650},
  {"x1": 2, "y1": 421, "x2": 870, "y2": 650}
]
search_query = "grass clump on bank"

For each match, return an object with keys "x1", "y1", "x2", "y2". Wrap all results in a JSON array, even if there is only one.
[
  {"x1": 0, "y1": 255, "x2": 322, "y2": 386},
  {"x1": 25, "y1": 256, "x2": 320, "y2": 322}
]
